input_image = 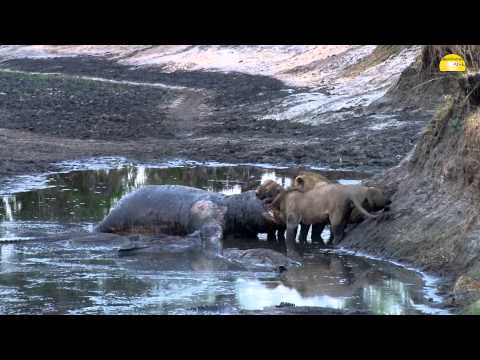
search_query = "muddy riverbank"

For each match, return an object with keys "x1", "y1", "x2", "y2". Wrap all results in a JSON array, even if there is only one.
[
  {"x1": 342, "y1": 48, "x2": 480, "y2": 311},
  {"x1": 0, "y1": 55, "x2": 431, "y2": 182}
]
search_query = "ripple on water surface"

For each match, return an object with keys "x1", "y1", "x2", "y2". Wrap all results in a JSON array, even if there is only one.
[{"x1": 0, "y1": 158, "x2": 448, "y2": 314}]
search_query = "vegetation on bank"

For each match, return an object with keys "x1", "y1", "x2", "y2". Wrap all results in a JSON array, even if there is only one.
[
  {"x1": 341, "y1": 45, "x2": 480, "y2": 313},
  {"x1": 344, "y1": 45, "x2": 413, "y2": 77},
  {"x1": 420, "y1": 45, "x2": 480, "y2": 76},
  {"x1": 399, "y1": 46, "x2": 480, "y2": 310}
]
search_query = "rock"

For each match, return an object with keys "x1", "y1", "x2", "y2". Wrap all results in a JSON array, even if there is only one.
[
  {"x1": 453, "y1": 275, "x2": 480, "y2": 297},
  {"x1": 451, "y1": 275, "x2": 480, "y2": 310},
  {"x1": 276, "y1": 302, "x2": 296, "y2": 308}
]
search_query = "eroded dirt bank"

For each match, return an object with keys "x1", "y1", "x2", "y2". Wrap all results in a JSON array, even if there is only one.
[{"x1": 342, "y1": 47, "x2": 480, "y2": 311}]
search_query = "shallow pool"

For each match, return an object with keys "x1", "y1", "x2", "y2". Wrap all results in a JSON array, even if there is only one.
[{"x1": 0, "y1": 158, "x2": 448, "y2": 314}]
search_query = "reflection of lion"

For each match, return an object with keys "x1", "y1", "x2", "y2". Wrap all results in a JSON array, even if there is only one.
[
  {"x1": 279, "y1": 256, "x2": 360, "y2": 298},
  {"x1": 278, "y1": 254, "x2": 426, "y2": 313},
  {"x1": 279, "y1": 253, "x2": 396, "y2": 298}
]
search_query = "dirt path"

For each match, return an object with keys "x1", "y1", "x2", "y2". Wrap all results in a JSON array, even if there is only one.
[
  {"x1": 0, "y1": 68, "x2": 196, "y2": 90},
  {"x1": 0, "y1": 56, "x2": 431, "y2": 181}
]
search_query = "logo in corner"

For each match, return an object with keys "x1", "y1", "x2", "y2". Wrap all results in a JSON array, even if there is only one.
[{"x1": 439, "y1": 54, "x2": 466, "y2": 72}]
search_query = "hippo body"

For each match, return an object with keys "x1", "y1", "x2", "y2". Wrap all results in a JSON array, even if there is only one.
[
  {"x1": 95, "y1": 185, "x2": 276, "y2": 255},
  {"x1": 96, "y1": 185, "x2": 224, "y2": 235}
]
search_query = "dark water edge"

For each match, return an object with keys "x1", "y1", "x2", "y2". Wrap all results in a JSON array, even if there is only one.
[{"x1": 0, "y1": 158, "x2": 451, "y2": 315}]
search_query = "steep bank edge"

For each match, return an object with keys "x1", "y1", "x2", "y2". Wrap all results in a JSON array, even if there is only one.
[{"x1": 342, "y1": 47, "x2": 480, "y2": 311}]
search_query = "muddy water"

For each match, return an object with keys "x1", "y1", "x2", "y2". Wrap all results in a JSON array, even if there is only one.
[{"x1": 0, "y1": 160, "x2": 448, "y2": 314}]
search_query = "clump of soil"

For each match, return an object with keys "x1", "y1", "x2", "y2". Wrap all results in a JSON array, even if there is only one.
[{"x1": 342, "y1": 46, "x2": 480, "y2": 310}]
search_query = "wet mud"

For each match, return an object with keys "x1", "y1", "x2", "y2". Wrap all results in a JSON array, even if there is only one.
[{"x1": 0, "y1": 56, "x2": 431, "y2": 181}]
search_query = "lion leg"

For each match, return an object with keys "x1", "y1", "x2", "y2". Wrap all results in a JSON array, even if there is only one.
[
  {"x1": 286, "y1": 215, "x2": 302, "y2": 261},
  {"x1": 298, "y1": 223, "x2": 309, "y2": 245},
  {"x1": 277, "y1": 227, "x2": 286, "y2": 244},
  {"x1": 267, "y1": 230, "x2": 276, "y2": 242},
  {"x1": 311, "y1": 223, "x2": 326, "y2": 245},
  {"x1": 327, "y1": 225, "x2": 334, "y2": 244},
  {"x1": 331, "y1": 223, "x2": 346, "y2": 246},
  {"x1": 330, "y1": 207, "x2": 352, "y2": 247}
]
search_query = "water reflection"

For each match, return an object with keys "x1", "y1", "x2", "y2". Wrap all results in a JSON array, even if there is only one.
[
  {"x1": 0, "y1": 239, "x2": 447, "y2": 315},
  {"x1": 2, "y1": 196, "x2": 14, "y2": 221},
  {"x1": 0, "y1": 162, "x2": 447, "y2": 315},
  {"x1": 0, "y1": 241, "x2": 245, "y2": 314},
  {"x1": 236, "y1": 251, "x2": 433, "y2": 315},
  {"x1": 0, "y1": 244, "x2": 18, "y2": 273},
  {"x1": 0, "y1": 164, "x2": 367, "y2": 227},
  {"x1": 237, "y1": 279, "x2": 346, "y2": 310}
]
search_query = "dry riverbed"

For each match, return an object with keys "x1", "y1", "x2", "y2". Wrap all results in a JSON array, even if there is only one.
[{"x1": 0, "y1": 56, "x2": 431, "y2": 181}]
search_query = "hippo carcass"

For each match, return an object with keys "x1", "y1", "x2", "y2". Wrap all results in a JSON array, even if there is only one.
[{"x1": 94, "y1": 185, "x2": 279, "y2": 256}]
